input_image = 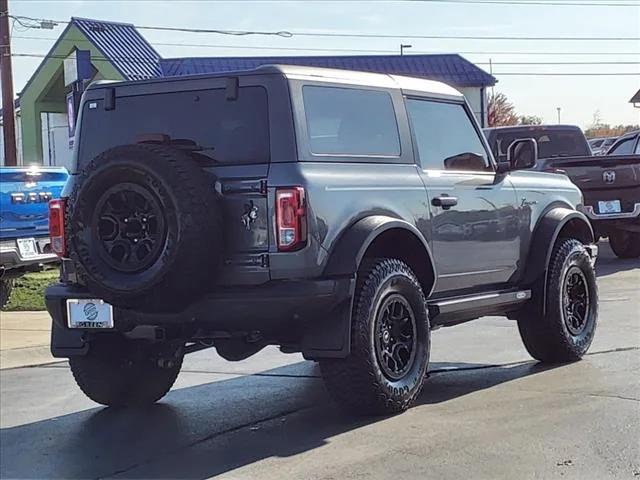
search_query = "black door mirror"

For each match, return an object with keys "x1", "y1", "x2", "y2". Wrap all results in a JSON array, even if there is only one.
[{"x1": 507, "y1": 138, "x2": 538, "y2": 170}]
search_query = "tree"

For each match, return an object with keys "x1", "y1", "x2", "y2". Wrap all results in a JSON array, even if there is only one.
[
  {"x1": 487, "y1": 92, "x2": 518, "y2": 127},
  {"x1": 519, "y1": 115, "x2": 543, "y2": 125},
  {"x1": 584, "y1": 110, "x2": 638, "y2": 138},
  {"x1": 487, "y1": 92, "x2": 541, "y2": 127},
  {"x1": 584, "y1": 124, "x2": 639, "y2": 139}
]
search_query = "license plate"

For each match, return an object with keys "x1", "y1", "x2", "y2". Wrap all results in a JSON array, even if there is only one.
[
  {"x1": 67, "y1": 299, "x2": 114, "y2": 329},
  {"x1": 17, "y1": 238, "x2": 38, "y2": 258},
  {"x1": 598, "y1": 200, "x2": 621, "y2": 214}
]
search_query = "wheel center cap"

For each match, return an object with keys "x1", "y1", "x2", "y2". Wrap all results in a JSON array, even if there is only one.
[{"x1": 382, "y1": 330, "x2": 391, "y2": 344}]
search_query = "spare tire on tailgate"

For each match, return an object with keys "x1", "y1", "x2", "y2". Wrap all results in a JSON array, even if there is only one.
[{"x1": 68, "y1": 144, "x2": 223, "y2": 311}]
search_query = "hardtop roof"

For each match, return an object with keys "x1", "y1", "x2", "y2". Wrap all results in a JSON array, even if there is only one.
[{"x1": 86, "y1": 64, "x2": 463, "y2": 99}]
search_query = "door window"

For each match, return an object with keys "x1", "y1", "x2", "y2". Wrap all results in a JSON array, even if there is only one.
[
  {"x1": 609, "y1": 137, "x2": 634, "y2": 155},
  {"x1": 407, "y1": 99, "x2": 491, "y2": 172}
]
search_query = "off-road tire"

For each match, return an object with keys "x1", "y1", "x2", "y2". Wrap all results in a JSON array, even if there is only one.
[
  {"x1": 518, "y1": 238, "x2": 598, "y2": 363},
  {"x1": 68, "y1": 144, "x2": 223, "y2": 311},
  {"x1": 320, "y1": 258, "x2": 430, "y2": 416},
  {"x1": 69, "y1": 336, "x2": 183, "y2": 407},
  {"x1": 0, "y1": 278, "x2": 14, "y2": 309},
  {"x1": 608, "y1": 229, "x2": 640, "y2": 259}
]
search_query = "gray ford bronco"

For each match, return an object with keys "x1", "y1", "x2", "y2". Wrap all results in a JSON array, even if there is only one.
[{"x1": 46, "y1": 66, "x2": 598, "y2": 415}]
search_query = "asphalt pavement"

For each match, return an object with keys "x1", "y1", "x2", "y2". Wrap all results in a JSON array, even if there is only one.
[{"x1": 0, "y1": 242, "x2": 638, "y2": 479}]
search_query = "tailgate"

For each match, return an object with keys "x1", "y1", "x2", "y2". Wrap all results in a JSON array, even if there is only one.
[
  {"x1": 546, "y1": 155, "x2": 640, "y2": 214},
  {"x1": 0, "y1": 168, "x2": 68, "y2": 240}
]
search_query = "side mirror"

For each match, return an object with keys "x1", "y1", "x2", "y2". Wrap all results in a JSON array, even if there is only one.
[{"x1": 507, "y1": 138, "x2": 538, "y2": 170}]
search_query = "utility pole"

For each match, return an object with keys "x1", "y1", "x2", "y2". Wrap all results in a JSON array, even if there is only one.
[
  {"x1": 0, "y1": 0, "x2": 17, "y2": 166},
  {"x1": 556, "y1": 107, "x2": 562, "y2": 124}
]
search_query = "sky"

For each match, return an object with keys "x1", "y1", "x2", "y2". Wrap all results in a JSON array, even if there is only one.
[{"x1": 5, "y1": 0, "x2": 640, "y2": 129}]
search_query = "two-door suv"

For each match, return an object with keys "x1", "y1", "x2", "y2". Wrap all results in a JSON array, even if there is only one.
[{"x1": 46, "y1": 66, "x2": 598, "y2": 415}]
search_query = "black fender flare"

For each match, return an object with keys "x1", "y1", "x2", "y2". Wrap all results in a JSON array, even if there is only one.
[
  {"x1": 522, "y1": 207, "x2": 594, "y2": 313},
  {"x1": 324, "y1": 215, "x2": 436, "y2": 289}
]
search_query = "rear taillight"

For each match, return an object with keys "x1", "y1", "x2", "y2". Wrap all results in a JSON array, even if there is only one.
[
  {"x1": 276, "y1": 187, "x2": 307, "y2": 251},
  {"x1": 49, "y1": 199, "x2": 67, "y2": 257}
]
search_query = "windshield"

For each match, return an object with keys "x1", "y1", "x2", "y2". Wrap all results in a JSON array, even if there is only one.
[{"x1": 491, "y1": 128, "x2": 591, "y2": 160}]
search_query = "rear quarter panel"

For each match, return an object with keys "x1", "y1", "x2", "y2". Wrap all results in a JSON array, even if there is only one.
[{"x1": 267, "y1": 162, "x2": 430, "y2": 280}]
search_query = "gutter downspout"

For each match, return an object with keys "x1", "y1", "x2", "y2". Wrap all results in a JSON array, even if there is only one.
[{"x1": 480, "y1": 87, "x2": 486, "y2": 128}]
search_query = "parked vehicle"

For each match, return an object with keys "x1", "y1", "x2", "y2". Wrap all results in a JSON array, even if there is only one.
[
  {"x1": 484, "y1": 125, "x2": 640, "y2": 259},
  {"x1": 483, "y1": 124, "x2": 591, "y2": 161},
  {"x1": 46, "y1": 66, "x2": 599, "y2": 415},
  {"x1": 606, "y1": 130, "x2": 640, "y2": 156},
  {"x1": 0, "y1": 166, "x2": 68, "y2": 307},
  {"x1": 588, "y1": 137, "x2": 618, "y2": 156}
]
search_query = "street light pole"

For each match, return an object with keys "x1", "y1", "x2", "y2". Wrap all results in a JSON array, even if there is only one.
[
  {"x1": 0, "y1": 0, "x2": 18, "y2": 166},
  {"x1": 556, "y1": 107, "x2": 562, "y2": 124},
  {"x1": 400, "y1": 44, "x2": 412, "y2": 56}
]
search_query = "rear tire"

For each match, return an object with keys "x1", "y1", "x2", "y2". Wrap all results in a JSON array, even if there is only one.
[
  {"x1": 320, "y1": 258, "x2": 430, "y2": 416},
  {"x1": 69, "y1": 336, "x2": 183, "y2": 407},
  {"x1": 608, "y1": 229, "x2": 640, "y2": 259},
  {"x1": 518, "y1": 238, "x2": 598, "y2": 363},
  {"x1": 0, "y1": 278, "x2": 14, "y2": 309}
]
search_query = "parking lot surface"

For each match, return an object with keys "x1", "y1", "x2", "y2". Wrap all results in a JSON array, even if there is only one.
[{"x1": 1, "y1": 243, "x2": 638, "y2": 479}]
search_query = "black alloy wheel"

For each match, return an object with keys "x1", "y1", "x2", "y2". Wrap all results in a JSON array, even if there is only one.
[
  {"x1": 374, "y1": 294, "x2": 418, "y2": 381},
  {"x1": 93, "y1": 183, "x2": 167, "y2": 273},
  {"x1": 562, "y1": 266, "x2": 589, "y2": 336}
]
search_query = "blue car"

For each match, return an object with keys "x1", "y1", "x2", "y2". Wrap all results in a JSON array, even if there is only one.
[{"x1": 0, "y1": 166, "x2": 68, "y2": 307}]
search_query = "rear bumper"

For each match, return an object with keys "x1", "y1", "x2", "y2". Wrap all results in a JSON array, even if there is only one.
[
  {"x1": 0, "y1": 237, "x2": 58, "y2": 275},
  {"x1": 579, "y1": 202, "x2": 640, "y2": 221},
  {"x1": 45, "y1": 277, "x2": 355, "y2": 359}
]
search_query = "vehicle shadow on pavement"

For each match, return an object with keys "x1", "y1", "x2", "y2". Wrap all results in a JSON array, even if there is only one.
[
  {"x1": 594, "y1": 242, "x2": 640, "y2": 278},
  {"x1": 0, "y1": 359, "x2": 561, "y2": 479}
]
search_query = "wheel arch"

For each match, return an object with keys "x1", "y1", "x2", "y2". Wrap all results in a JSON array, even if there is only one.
[
  {"x1": 521, "y1": 207, "x2": 594, "y2": 315},
  {"x1": 324, "y1": 215, "x2": 436, "y2": 296}
]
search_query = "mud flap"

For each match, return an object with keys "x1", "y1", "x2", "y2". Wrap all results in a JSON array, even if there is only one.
[{"x1": 51, "y1": 321, "x2": 89, "y2": 358}]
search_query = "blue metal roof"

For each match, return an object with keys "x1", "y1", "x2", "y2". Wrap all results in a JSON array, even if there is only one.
[
  {"x1": 160, "y1": 54, "x2": 496, "y2": 88},
  {"x1": 72, "y1": 17, "x2": 162, "y2": 80}
]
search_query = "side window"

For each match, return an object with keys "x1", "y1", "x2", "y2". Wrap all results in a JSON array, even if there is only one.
[
  {"x1": 609, "y1": 137, "x2": 634, "y2": 155},
  {"x1": 303, "y1": 86, "x2": 400, "y2": 157},
  {"x1": 635, "y1": 138, "x2": 640, "y2": 154},
  {"x1": 407, "y1": 99, "x2": 491, "y2": 172}
]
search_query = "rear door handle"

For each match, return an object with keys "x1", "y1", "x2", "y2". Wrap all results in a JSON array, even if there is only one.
[{"x1": 431, "y1": 195, "x2": 458, "y2": 210}]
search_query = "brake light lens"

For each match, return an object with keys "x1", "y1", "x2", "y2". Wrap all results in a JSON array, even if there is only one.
[
  {"x1": 49, "y1": 199, "x2": 67, "y2": 257},
  {"x1": 276, "y1": 187, "x2": 307, "y2": 251}
]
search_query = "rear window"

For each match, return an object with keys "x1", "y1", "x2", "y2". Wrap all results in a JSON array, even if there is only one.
[
  {"x1": 78, "y1": 86, "x2": 269, "y2": 167},
  {"x1": 302, "y1": 86, "x2": 400, "y2": 157},
  {"x1": 490, "y1": 128, "x2": 590, "y2": 160}
]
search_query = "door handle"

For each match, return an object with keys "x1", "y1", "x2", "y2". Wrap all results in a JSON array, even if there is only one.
[{"x1": 431, "y1": 195, "x2": 458, "y2": 210}]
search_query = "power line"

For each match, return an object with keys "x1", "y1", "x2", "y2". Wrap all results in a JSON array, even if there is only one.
[
  {"x1": 10, "y1": 53, "x2": 640, "y2": 76},
  {"x1": 11, "y1": 52, "x2": 640, "y2": 66},
  {"x1": 11, "y1": 35, "x2": 640, "y2": 56},
  {"x1": 5, "y1": 16, "x2": 638, "y2": 41},
  {"x1": 368, "y1": 0, "x2": 640, "y2": 6},
  {"x1": 290, "y1": 31, "x2": 640, "y2": 41}
]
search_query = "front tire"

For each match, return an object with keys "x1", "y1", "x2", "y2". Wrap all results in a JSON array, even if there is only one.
[
  {"x1": 518, "y1": 238, "x2": 598, "y2": 363},
  {"x1": 608, "y1": 229, "x2": 640, "y2": 259},
  {"x1": 320, "y1": 258, "x2": 430, "y2": 415},
  {"x1": 69, "y1": 336, "x2": 183, "y2": 407}
]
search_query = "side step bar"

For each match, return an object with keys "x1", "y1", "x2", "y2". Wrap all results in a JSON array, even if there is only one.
[{"x1": 428, "y1": 289, "x2": 531, "y2": 325}]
